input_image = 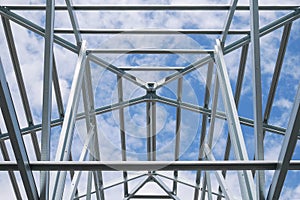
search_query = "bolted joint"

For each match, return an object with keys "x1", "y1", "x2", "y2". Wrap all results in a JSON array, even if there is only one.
[{"x1": 146, "y1": 82, "x2": 157, "y2": 92}]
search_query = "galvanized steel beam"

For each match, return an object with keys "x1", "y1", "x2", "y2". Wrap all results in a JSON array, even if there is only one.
[
  {"x1": 0, "y1": 59, "x2": 38, "y2": 200},
  {"x1": 214, "y1": 40, "x2": 255, "y2": 199},
  {"x1": 267, "y1": 85, "x2": 300, "y2": 199},
  {"x1": 40, "y1": 0, "x2": 55, "y2": 199}
]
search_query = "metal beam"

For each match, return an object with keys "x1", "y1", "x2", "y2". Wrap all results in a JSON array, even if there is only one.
[
  {"x1": 71, "y1": 174, "x2": 147, "y2": 199},
  {"x1": 263, "y1": 23, "x2": 292, "y2": 124},
  {"x1": 158, "y1": 173, "x2": 200, "y2": 190},
  {"x1": 0, "y1": 96, "x2": 148, "y2": 141},
  {"x1": 194, "y1": 61, "x2": 213, "y2": 200},
  {"x1": 221, "y1": 0, "x2": 238, "y2": 45},
  {"x1": 151, "y1": 101, "x2": 156, "y2": 161},
  {"x1": 146, "y1": 102, "x2": 151, "y2": 161},
  {"x1": 155, "y1": 95, "x2": 288, "y2": 136},
  {"x1": 52, "y1": 56, "x2": 65, "y2": 118},
  {"x1": 1, "y1": 16, "x2": 41, "y2": 160},
  {"x1": 118, "y1": 66, "x2": 186, "y2": 71},
  {"x1": 54, "y1": 28, "x2": 249, "y2": 35},
  {"x1": 218, "y1": 43, "x2": 248, "y2": 200},
  {"x1": 0, "y1": 129, "x2": 22, "y2": 200},
  {"x1": 88, "y1": 49, "x2": 213, "y2": 54},
  {"x1": 2, "y1": 160, "x2": 300, "y2": 171},
  {"x1": 83, "y1": 61, "x2": 105, "y2": 200},
  {"x1": 249, "y1": 0, "x2": 265, "y2": 198},
  {"x1": 86, "y1": 170, "x2": 92, "y2": 200},
  {"x1": 52, "y1": 41, "x2": 87, "y2": 200},
  {"x1": 69, "y1": 60, "x2": 104, "y2": 200},
  {"x1": 200, "y1": 74, "x2": 220, "y2": 200},
  {"x1": 0, "y1": 93, "x2": 290, "y2": 142},
  {"x1": 117, "y1": 75, "x2": 129, "y2": 197},
  {"x1": 88, "y1": 54, "x2": 147, "y2": 90},
  {"x1": 130, "y1": 195, "x2": 172, "y2": 199},
  {"x1": 103, "y1": 174, "x2": 147, "y2": 190},
  {"x1": 40, "y1": 0, "x2": 55, "y2": 199},
  {"x1": 173, "y1": 77, "x2": 182, "y2": 195},
  {"x1": 156, "y1": 55, "x2": 212, "y2": 90},
  {"x1": 0, "y1": 59, "x2": 38, "y2": 200},
  {"x1": 69, "y1": 134, "x2": 92, "y2": 199},
  {"x1": 124, "y1": 176, "x2": 151, "y2": 200},
  {"x1": 152, "y1": 176, "x2": 180, "y2": 200},
  {"x1": 0, "y1": 6, "x2": 78, "y2": 53},
  {"x1": 199, "y1": 172, "x2": 208, "y2": 200},
  {"x1": 3, "y1": 5, "x2": 299, "y2": 11},
  {"x1": 214, "y1": 40, "x2": 255, "y2": 199},
  {"x1": 224, "y1": 8, "x2": 300, "y2": 54},
  {"x1": 204, "y1": 145, "x2": 234, "y2": 200},
  {"x1": 267, "y1": 84, "x2": 300, "y2": 199},
  {"x1": 65, "y1": 0, "x2": 82, "y2": 47}
]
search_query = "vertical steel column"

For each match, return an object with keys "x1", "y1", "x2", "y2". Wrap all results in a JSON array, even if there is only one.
[
  {"x1": 41, "y1": 0, "x2": 55, "y2": 199},
  {"x1": 249, "y1": 0, "x2": 265, "y2": 198},
  {"x1": 84, "y1": 60, "x2": 105, "y2": 200},
  {"x1": 199, "y1": 174, "x2": 207, "y2": 200},
  {"x1": 151, "y1": 101, "x2": 156, "y2": 161},
  {"x1": 145, "y1": 99, "x2": 156, "y2": 162},
  {"x1": 147, "y1": 102, "x2": 152, "y2": 161},
  {"x1": 0, "y1": 59, "x2": 38, "y2": 200},
  {"x1": 205, "y1": 172, "x2": 213, "y2": 200},
  {"x1": 194, "y1": 62, "x2": 213, "y2": 200},
  {"x1": 200, "y1": 75, "x2": 219, "y2": 200},
  {"x1": 86, "y1": 170, "x2": 93, "y2": 200},
  {"x1": 82, "y1": 70, "x2": 98, "y2": 200},
  {"x1": 117, "y1": 75, "x2": 129, "y2": 197},
  {"x1": 173, "y1": 77, "x2": 182, "y2": 195},
  {"x1": 267, "y1": 84, "x2": 300, "y2": 199},
  {"x1": 214, "y1": 39, "x2": 255, "y2": 199},
  {"x1": 52, "y1": 41, "x2": 87, "y2": 200}
]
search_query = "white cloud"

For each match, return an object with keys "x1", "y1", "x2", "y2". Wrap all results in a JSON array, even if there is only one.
[{"x1": 273, "y1": 98, "x2": 293, "y2": 110}]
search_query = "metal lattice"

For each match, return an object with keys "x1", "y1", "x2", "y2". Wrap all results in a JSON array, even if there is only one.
[{"x1": 0, "y1": 1, "x2": 300, "y2": 199}]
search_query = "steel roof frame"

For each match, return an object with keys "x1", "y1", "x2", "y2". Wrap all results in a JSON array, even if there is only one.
[{"x1": 0, "y1": 1, "x2": 300, "y2": 200}]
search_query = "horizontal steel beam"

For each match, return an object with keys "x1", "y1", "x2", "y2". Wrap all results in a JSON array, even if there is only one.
[
  {"x1": 1, "y1": 161, "x2": 300, "y2": 171},
  {"x1": 118, "y1": 66, "x2": 185, "y2": 71},
  {"x1": 3, "y1": 5, "x2": 299, "y2": 11},
  {"x1": 130, "y1": 195, "x2": 172, "y2": 199},
  {"x1": 88, "y1": 49, "x2": 213, "y2": 54},
  {"x1": 54, "y1": 29, "x2": 249, "y2": 35}
]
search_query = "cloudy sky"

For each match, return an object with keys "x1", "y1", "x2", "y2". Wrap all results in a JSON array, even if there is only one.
[{"x1": 0, "y1": 0, "x2": 300, "y2": 199}]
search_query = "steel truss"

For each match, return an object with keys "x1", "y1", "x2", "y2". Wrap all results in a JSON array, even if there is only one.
[{"x1": 0, "y1": 1, "x2": 300, "y2": 200}]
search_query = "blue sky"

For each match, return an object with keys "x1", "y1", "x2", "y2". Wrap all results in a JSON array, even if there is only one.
[{"x1": 0, "y1": 0, "x2": 300, "y2": 199}]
